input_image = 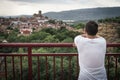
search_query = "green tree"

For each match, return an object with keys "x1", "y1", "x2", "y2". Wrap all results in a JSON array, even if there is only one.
[
  {"x1": 41, "y1": 28, "x2": 57, "y2": 35},
  {"x1": 7, "y1": 31, "x2": 17, "y2": 42},
  {"x1": 74, "y1": 23, "x2": 85, "y2": 29},
  {"x1": 116, "y1": 26, "x2": 120, "y2": 38},
  {"x1": 18, "y1": 48, "x2": 24, "y2": 53},
  {"x1": 44, "y1": 35, "x2": 59, "y2": 43},
  {"x1": 48, "y1": 19, "x2": 56, "y2": 24}
]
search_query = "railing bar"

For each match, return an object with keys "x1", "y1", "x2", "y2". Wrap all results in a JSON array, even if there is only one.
[
  {"x1": 1, "y1": 43, "x2": 120, "y2": 47},
  {"x1": 46, "y1": 56, "x2": 48, "y2": 80},
  {"x1": 4, "y1": 56, "x2": 7, "y2": 80},
  {"x1": 69, "y1": 56, "x2": 72, "y2": 80},
  {"x1": 61, "y1": 56, "x2": 63, "y2": 80},
  {"x1": 20, "y1": 56, "x2": 23, "y2": 80},
  {"x1": 53, "y1": 56, "x2": 56, "y2": 80},
  {"x1": 12, "y1": 56, "x2": 15, "y2": 80},
  {"x1": 77, "y1": 56, "x2": 79, "y2": 79},
  {"x1": 28, "y1": 47, "x2": 32, "y2": 80},
  {"x1": 115, "y1": 56, "x2": 117, "y2": 80},
  {"x1": 0, "y1": 43, "x2": 74, "y2": 47},
  {"x1": 107, "y1": 56, "x2": 110, "y2": 80},
  {"x1": 37, "y1": 56, "x2": 40, "y2": 80},
  {"x1": 32, "y1": 53, "x2": 77, "y2": 56},
  {"x1": 1, "y1": 53, "x2": 120, "y2": 56},
  {"x1": 0, "y1": 54, "x2": 28, "y2": 56}
]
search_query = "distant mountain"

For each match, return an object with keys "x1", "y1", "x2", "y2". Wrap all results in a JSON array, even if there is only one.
[
  {"x1": 43, "y1": 7, "x2": 120, "y2": 21},
  {"x1": 0, "y1": 15, "x2": 32, "y2": 18}
]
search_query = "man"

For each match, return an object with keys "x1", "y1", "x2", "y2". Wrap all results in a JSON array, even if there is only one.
[{"x1": 74, "y1": 21, "x2": 107, "y2": 80}]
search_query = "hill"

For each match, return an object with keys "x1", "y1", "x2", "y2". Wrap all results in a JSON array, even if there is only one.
[{"x1": 43, "y1": 7, "x2": 120, "y2": 21}]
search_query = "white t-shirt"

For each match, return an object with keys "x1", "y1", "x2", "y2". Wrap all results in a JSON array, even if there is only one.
[{"x1": 74, "y1": 35, "x2": 107, "y2": 80}]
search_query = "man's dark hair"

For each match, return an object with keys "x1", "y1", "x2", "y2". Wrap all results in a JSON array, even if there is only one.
[{"x1": 85, "y1": 21, "x2": 98, "y2": 36}]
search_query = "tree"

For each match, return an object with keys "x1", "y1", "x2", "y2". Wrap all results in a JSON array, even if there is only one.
[
  {"x1": 41, "y1": 28, "x2": 57, "y2": 35},
  {"x1": 18, "y1": 48, "x2": 24, "y2": 53},
  {"x1": 44, "y1": 35, "x2": 59, "y2": 43},
  {"x1": 48, "y1": 19, "x2": 56, "y2": 24},
  {"x1": 7, "y1": 31, "x2": 17, "y2": 42},
  {"x1": 74, "y1": 23, "x2": 85, "y2": 29},
  {"x1": 62, "y1": 37, "x2": 73, "y2": 43},
  {"x1": 116, "y1": 26, "x2": 120, "y2": 38}
]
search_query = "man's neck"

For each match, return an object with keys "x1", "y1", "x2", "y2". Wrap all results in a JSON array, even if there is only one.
[
  {"x1": 86, "y1": 34, "x2": 98, "y2": 39},
  {"x1": 82, "y1": 34, "x2": 98, "y2": 39}
]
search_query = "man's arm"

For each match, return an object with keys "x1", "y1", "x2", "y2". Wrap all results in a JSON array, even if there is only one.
[{"x1": 73, "y1": 43, "x2": 76, "y2": 47}]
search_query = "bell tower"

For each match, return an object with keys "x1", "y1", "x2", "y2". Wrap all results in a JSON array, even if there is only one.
[{"x1": 39, "y1": 10, "x2": 42, "y2": 15}]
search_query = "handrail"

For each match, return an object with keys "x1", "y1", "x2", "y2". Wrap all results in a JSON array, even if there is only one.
[
  {"x1": 0, "y1": 53, "x2": 119, "y2": 56},
  {"x1": 0, "y1": 43, "x2": 120, "y2": 47},
  {"x1": 0, "y1": 43, "x2": 73, "y2": 47}
]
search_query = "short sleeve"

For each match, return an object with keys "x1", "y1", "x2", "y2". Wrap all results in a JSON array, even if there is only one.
[{"x1": 74, "y1": 36, "x2": 79, "y2": 46}]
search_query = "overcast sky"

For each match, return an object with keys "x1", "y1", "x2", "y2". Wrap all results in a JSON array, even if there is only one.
[{"x1": 0, "y1": 0, "x2": 120, "y2": 16}]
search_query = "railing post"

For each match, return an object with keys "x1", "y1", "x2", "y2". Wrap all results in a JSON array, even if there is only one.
[
  {"x1": 45, "y1": 56, "x2": 48, "y2": 80},
  {"x1": 20, "y1": 56, "x2": 23, "y2": 80},
  {"x1": 53, "y1": 56, "x2": 56, "y2": 80},
  {"x1": 28, "y1": 47, "x2": 32, "y2": 80},
  {"x1": 61, "y1": 56, "x2": 63, "y2": 80},
  {"x1": 76, "y1": 56, "x2": 79, "y2": 79},
  {"x1": 12, "y1": 56, "x2": 15, "y2": 80},
  {"x1": 4, "y1": 56, "x2": 8, "y2": 80},
  {"x1": 115, "y1": 56, "x2": 118, "y2": 80},
  {"x1": 107, "y1": 56, "x2": 110, "y2": 80},
  {"x1": 69, "y1": 56, "x2": 72, "y2": 80}
]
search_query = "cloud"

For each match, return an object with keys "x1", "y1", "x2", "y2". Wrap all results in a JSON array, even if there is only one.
[
  {"x1": 93, "y1": 0, "x2": 120, "y2": 7},
  {"x1": 6, "y1": 0, "x2": 120, "y2": 6},
  {"x1": 70, "y1": 0, "x2": 120, "y2": 8},
  {"x1": 8, "y1": 0, "x2": 70, "y2": 4},
  {"x1": 0, "y1": 0, "x2": 120, "y2": 16}
]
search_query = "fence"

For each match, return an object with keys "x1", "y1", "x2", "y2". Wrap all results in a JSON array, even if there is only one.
[{"x1": 0, "y1": 43, "x2": 120, "y2": 80}]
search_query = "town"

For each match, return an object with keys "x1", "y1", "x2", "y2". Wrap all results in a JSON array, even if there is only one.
[{"x1": 0, "y1": 11, "x2": 74, "y2": 36}]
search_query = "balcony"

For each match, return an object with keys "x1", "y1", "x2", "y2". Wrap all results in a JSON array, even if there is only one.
[{"x1": 0, "y1": 43, "x2": 120, "y2": 80}]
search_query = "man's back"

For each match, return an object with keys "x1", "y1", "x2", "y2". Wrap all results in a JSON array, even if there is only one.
[
  {"x1": 74, "y1": 35, "x2": 107, "y2": 80},
  {"x1": 74, "y1": 35, "x2": 106, "y2": 68}
]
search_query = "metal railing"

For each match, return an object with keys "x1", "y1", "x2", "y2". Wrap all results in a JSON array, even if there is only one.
[{"x1": 0, "y1": 43, "x2": 120, "y2": 80}]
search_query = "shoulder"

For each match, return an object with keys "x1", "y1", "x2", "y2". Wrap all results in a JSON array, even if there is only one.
[
  {"x1": 97, "y1": 36, "x2": 106, "y2": 44},
  {"x1": 98, "y1": 36, "x2": 106, "y2": 41},
  {"x1": 74, "y1": 35, "x2": 83, "y2": 45},
  {"x1": 74, "y1": 35, "x2": 82, "y2": 41}
]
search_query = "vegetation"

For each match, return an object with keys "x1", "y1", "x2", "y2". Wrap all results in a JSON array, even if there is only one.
[
  {"x1": 72, "y1": 22, "x2": 85, "y2": 29},
  {"x1": 0, "y1": 16, "x2": 120, "y2": 80},
  {"x1": 0, "y1": 27, "x2": 80, "y2": 52},
  {"x1": 98, "y1": 16, "x2": 120, "y2": 80},
  {"x1": 0, "y1": 27, "x2": 80, "y2": 80},
  {"x1": 98, "y1": 16, "x2": 120, "y2": 23}
]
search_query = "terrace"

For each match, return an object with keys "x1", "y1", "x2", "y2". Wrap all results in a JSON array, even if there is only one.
[{"x1": 0, "y1": 43, "x2": 120, "y2": 80}]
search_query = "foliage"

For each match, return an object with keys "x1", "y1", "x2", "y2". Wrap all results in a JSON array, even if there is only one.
[
  {"x1": 0, "y1": 32, "x2": 8, "y2": 42},
  {"x1": 0, "y1": 26, "x2": 81, "y2": 79},
  {"x1": 116, "y1": 26, "x2": 120, "y2": 38},
  {"x1": 7, "y1": 31, "x2": 18, "y2": 42},
  {"x1": 1, "y1": 56, "x2": 78, "y2": 80},
  {"x1": 0, "y1": 27, "x2": 79, "y2": 53},
  {"x1": 98, "y1": 16, "x2": 120, "y2": 52},
  {"x1": 73, "y1": 23, "x2": 85, "y2": 29},
  {"x1": 98, "y1": 16, "x2": 120, "y2": 23},
  {"x1": 47, "y1": 19, "x2": 56, "y2": 24},
  {"x1": 1, "y1": 25, "x2": 120, "y2": 79}
]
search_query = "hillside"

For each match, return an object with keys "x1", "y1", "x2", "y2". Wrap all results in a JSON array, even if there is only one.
[
  {"x1": 43, "y1": 7, "x2": 120, "y2": 21},
  {"x1": 98, "y1": 23, "x2": 120, "y2": 43}
]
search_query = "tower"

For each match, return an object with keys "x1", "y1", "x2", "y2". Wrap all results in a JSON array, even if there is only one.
[{"x1": 39, "y1": 10, "x2": 42, "y2": 15}]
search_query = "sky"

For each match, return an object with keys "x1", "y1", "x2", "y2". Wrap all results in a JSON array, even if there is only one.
[{"x1": 0, "y1": 0, "x2": 120, "y2": 16}]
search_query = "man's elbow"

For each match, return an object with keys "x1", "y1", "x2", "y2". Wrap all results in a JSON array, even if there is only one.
[{"x1": 73, "y1": 43, "x2": 76, "y2": 47}]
